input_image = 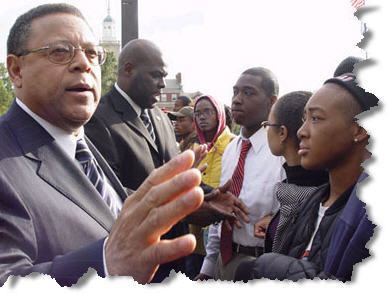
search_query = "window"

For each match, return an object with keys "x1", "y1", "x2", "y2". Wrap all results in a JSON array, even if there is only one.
[
  {"x1": 171, "y1": 94, "x2": 177, "y2": 101},
  {"x1": 161, "y1": 94, "x2": 167, "y2": 102}
]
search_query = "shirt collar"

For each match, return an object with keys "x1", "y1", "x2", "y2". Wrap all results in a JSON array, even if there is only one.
[
  {"x1": 16, "y1": 98, "x2": 83, "y2": 159},
  {"x1": 114, "y1": 82, "x2": 142, "y2": 117},
  {"x1": 239, "y1": 126, "x2": 267, "y2": 154}
]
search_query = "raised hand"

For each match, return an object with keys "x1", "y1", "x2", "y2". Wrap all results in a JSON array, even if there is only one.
[{"x1": 105, "y1": 150, "x2": 204, "y2": 284}]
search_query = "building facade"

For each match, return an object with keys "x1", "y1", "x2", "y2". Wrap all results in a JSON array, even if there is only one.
[
  {"x1": 100, "y1": 1, "x2": 121, "y2": 59},
  {"x1": 155, "y1": 73, "x2": 184, "y2": 111}
]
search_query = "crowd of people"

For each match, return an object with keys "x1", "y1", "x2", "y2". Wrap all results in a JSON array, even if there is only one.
[{"x1": 0, "y1": 3, "x2": 379, "y2": 286}]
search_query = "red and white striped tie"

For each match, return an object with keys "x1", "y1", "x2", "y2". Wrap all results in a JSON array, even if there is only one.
[
  {"x1": 220, "y1": 140, "x2": 252, "y2": 265},
  {"x1": 351, "y1": 0, "x2": 365, "y2": 10}
]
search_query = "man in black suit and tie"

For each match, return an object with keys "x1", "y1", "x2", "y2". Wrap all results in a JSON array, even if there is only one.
[
  {"x1": 0, "y1": 3, "x2": 204, "y2": 286},
  {"x1": 85, "y1": 39, "x2": 178, "y2": 193},
  {"x1": 85, "y1": 39, "x2": 189, "y2": 281}
]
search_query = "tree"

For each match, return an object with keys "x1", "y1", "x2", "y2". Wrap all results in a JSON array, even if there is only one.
[
  {"x1": 101, "y1": 50, "x2": 118, "y2": 95},
  {"x1": 0, "y1": 63, "x2": 13, "y2": 116}
]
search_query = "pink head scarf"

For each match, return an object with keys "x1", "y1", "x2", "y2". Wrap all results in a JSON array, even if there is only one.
[{"x1": 194, "y1": 95, "x2": 226, "y2": 151}]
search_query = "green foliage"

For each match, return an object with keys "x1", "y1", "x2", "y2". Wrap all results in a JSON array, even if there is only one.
[
  {"x1": 231, "y1": 123, "x2": 241, "y2": 135},
  {"x1": 0, "y1": 63, "x2": 14, "y2": 116},
  {"x1": 101, "y1": 50, "x2": 118, "y2": 95}
]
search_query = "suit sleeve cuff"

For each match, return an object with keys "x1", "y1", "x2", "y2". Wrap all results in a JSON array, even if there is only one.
[{"x1": 50, "y1": 238, "x2": 106, "y2": 286}]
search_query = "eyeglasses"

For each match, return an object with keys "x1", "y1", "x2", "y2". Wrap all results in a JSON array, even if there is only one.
[
  {"x1": 18, "y1": 40, "x2": 107, "y2": 66},
  {"x1": 194, "y1": 109, "x2": 215, "y2": 118},
  {"x1": 261, "y1": 121, "x2": 282, "y2": 129}
]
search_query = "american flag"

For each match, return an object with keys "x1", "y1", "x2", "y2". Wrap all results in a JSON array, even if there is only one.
[{"x1": 351, "y1": 0, "x2": 365, "y2": 10}]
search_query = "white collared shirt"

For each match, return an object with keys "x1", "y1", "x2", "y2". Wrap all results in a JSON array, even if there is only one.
[
  {"x1": 16, "y1": 98, "x2": 80, "y2": 160},
  {"x1": 201, "y1": 127, "x2": 286, "y2": 277},
  {"x1": 114, "y1": 82, "x2": 142, "y2": 117}
]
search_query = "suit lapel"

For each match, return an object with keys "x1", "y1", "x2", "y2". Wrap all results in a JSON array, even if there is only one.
[
  {"x1": 9, "y1": 103, "x2": 116, "y2": 232},
  {"x1": 109, "y1": 88, "x2": 159, "y2": 153}
]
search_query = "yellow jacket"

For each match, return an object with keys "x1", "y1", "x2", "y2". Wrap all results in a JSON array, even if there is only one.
[
  {"x1": 195, "y1": 127, "x2": 235, "y2": 188},
  {"x1": 190, "y1": 128, "x2": 235, "y2": 255}
]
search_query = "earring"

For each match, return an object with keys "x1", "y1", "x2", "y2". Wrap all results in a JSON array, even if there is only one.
[{"x1": 354, "y1": 138, "x2": 358, "y2": 143}]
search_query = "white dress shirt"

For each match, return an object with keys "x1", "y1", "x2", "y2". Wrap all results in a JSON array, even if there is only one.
[{"x1": 200, "y1": 127, "x2": 286, "y2": 277}]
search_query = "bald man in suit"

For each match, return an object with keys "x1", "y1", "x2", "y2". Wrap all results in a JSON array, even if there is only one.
[
  {"x1": 85, "y1": 39, "x2": 186, "y2": 281},
  {"x1": 85, "y1": 40, "x2": 178, "y2": 192}
]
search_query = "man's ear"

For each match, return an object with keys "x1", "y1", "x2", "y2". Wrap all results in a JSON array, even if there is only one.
[
  {"x1": 353, "y1": 123, "x2": 369, "y2": 143},
  {"x1": 124, "y1": 62, "x2": 134, "y2": 76},
  {"x1": 6, "y1": 55, "x2": 22, "y2": 88}
]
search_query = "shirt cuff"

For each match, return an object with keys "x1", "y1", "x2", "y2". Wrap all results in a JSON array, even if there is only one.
[
  {"x1": 102, "y1": 237, "x2": 109, "y2": 277},
  {"x1": 200, "y1": 255, "x2": 217, "y2": 277}
]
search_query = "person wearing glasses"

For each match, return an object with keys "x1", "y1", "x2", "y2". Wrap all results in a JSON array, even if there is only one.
[
  {"x1": 234, "y1": 74, "x2": 377, "y2": 282},
  {"x1": 256, "y1": 91, "x2": 328, "y2": 253},
  {"x1": 0, "y1": 3, "x2": 205, "y2": 286},
  {"x1": 197, "y1": 68, "x2": 285, "y2": 281},
  {"x1": 184, "y1": 95, "x2": 235, "y2": 279},
  {"x1": 194, "y1": 95, "x2": 235, "y2": 189}
]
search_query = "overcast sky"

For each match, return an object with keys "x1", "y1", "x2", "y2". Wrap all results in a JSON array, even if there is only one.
[{"x1": 1, "y1": 0, "x2": 365, "y2": 105}]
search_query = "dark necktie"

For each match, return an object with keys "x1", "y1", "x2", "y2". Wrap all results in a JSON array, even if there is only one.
[
  {"x1": 220, "y1": 140, "x2": 252, "y2": 265},
  {"x1": 75, "y1": 138, "x2": 120, "y2": 218},
  {"x1": 140, "y1": 109, "x2": 156, "y2": 141}
]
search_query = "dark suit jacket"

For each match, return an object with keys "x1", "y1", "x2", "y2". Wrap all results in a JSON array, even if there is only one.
[
  {"x1": 84, "y1": 87, "x2": 185, "y2": 281},
  {"x1": 85, "y1": 86, "x2": 179, "y2": 192},
  {"x1": 0, "y1": 102, "x2": 128, "y2": 286}
]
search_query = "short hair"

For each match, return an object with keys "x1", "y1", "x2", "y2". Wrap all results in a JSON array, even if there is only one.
[
  {"x1": 177, "y1": 95, "x2": 192, "y2": 106},
  {"x1": 324, "y1": 74, "x2": 378, "y2": 113},
  {"x1": 242, "y1": 67, "x2": 279, "y2": 97},
  {"x1": 7, "y1": 3, "x2": 87, "y2": 56},
  {"x1": 273, "y1": 91, "x2": 312, "y2": 143}
]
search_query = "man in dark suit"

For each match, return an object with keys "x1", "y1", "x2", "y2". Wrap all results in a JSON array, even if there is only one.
[
  {"x1": 85, "y1": 39, "x2": 178, "y2": 193},
  {"x1": 0, "y1": 3, "x2": 204, "y2": 286},
  {"x1": 84, "y1": 39, "x2": 194, "y2": 281}
]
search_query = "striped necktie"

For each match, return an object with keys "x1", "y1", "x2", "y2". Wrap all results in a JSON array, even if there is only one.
[
  {"x1": 220, "y1": 139, "x2": 252, "y2": 265},
  {"x1": 140, "y1": 109, "x2": 156, "y2": 141},
  {"x1": 75, "y1": 138, "x2": 120, "y2": 218}
]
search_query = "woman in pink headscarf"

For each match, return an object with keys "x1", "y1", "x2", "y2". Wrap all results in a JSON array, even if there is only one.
[
  {"x1": 185, "y1": 95, "x2": 235, "y2": 279},
  {"x1": 194, "y1": 95, "x2": 235, "y2": 188}
]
